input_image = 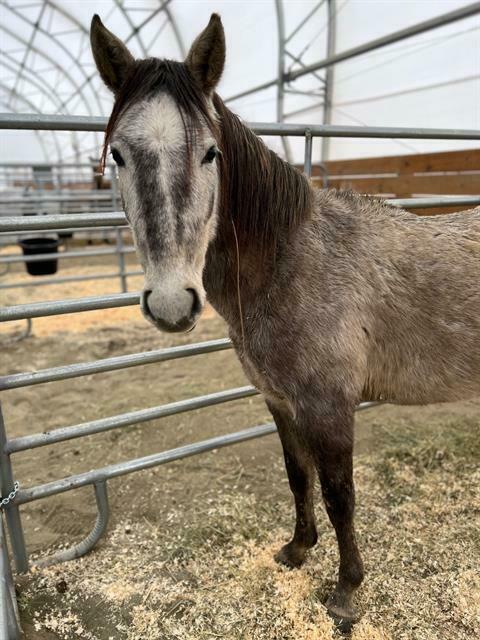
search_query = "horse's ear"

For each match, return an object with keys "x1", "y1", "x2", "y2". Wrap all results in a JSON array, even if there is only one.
[
  {"x1": 90, "y1": 14, "x2": 135, "y2": 94},
  {"x1": 185, "y1": 13, "x2": 225, "y2": 94}
]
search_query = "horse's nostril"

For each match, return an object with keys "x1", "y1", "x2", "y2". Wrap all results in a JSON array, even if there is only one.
[{"x1": 186, "y1": 288, "x2": 201, "y2": 316}]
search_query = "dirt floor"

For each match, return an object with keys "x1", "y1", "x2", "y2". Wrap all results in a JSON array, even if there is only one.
[{"x1": 1, "y1": 255, "x2": 479, "y2": 640}]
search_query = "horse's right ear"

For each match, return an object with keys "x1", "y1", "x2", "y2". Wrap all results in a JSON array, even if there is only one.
[{"x1": 90, "y1": 14, "x2": 135, "y2": 94}]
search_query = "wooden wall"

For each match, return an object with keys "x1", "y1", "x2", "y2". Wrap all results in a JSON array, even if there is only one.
[{"x1": 310, "y1": 148, "x2": 480, "y2": 215}]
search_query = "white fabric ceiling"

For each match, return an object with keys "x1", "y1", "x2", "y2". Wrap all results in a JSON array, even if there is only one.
[{"x1": 1, "y1": 0, "x2": 479, "y2": 165}]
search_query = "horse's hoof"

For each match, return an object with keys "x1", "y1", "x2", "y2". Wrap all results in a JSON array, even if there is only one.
[
  {"x1": 326, "y1": 597, "x2": 359, "y2": 635},
  {"x1": 274, "y1": 543, "x2": 306, "y2": 569}
]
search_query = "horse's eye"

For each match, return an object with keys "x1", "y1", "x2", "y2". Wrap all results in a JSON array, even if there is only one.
[
  {"x1": 202, "y1": 145, "x2": 217, "y2": 165},
  {"x1": 111, "y1": 148, "x2": 125, "y2": 167}
]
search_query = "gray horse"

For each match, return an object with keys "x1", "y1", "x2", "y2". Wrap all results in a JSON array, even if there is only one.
[{"x1": 90, "y1": 13, "x2": 480, "y2": 630}]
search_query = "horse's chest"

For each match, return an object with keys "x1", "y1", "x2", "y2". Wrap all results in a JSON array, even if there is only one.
[{"x1": 232, "y1": 337, "x2": 295, "y2": 414}]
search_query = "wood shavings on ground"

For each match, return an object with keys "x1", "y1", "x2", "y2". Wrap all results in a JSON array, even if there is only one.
[
  {"x1": 3, "y1": 260, "x2": 479, "y2": 639},
  {"x1": 16, "y1": 412, "x2": 480, "y2": 640}
]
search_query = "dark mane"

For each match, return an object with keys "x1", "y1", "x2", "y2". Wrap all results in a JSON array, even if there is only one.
[
  {"x1": 213, "y1": 95, "x2": 313, "y2": 254},
  {"x1": 102, "y1": 58, "x2": 313, "y2": 253}
]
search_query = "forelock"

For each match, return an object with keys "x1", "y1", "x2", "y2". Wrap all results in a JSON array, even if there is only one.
[{"x1": 101, "y1": 58, "x2": 217, "y2": 168}]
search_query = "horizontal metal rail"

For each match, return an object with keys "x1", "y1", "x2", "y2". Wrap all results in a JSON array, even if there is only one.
[
  {"x1": 0, "y1": 212, "x2": 124, "y2": 232},
  {"x1": 386, "y1": 196, "x2": 480, "y2": 209},
  {"x1": 1, "y1": 113, "x2": 479, "y2": 140},
  {"x1": 0, "y1": 212, "x2": 114, "y2": 220},
  {"x1": 0, "y1": 246, "x2": 135, "y2": 264},
  {"x1": 3, "y1": 225, "x2": 129, "y2": 236},
  {"x1": 1, "y1": 194, "x2": 478, "y2": 321},
  {"x1": 14, "y1": 423, "x2": 278, "y2": 504},
  {"x1": 0, "y1": 162, "x2": 113, "y2": 169},
  {"x1": 0, "y1": 114, "x2": 108, "y2": 131},
  {"x1": 0, "y1": 292, "x2": 139, "y2": 322},
  {"x1": 2, "y1": 195, "x2": 479, "y2": 236},
  {"x1": 6, "y1": 386, "x2": 259, "y2": 453},
  {"x1": 13, "y1": 402, "x2": 378, "y2": 505},
  {"x1": 251, "y1": 123, "x2": 480, "y2": 140},
  {"x1": 0, "y1": 194, "x2": 113, "y2": 204},
  {"x1": 0, "y1": 187, "x2": 99, "y2": 192},
  {"x1": 0, "y1": 216, "x2": 113, "y2": 226},
  {"x1": 0, "y1": 338, "x2": 232, "y2": 390},
  {"x1": 0, "y1": 270, "x2": 143, "y2": 290}
]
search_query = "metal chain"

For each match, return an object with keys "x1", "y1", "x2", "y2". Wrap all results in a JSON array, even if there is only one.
[{"x1": 0, "y1": 481, "x2": 19, "y2": 509}]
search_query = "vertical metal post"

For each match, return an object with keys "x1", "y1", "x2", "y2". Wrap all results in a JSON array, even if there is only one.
[
  {"x1": 322, "y1": 0, "x2": 337, "y2": 162},
  {"x1": 57, "y1": 164, "x2": 63, "y2": 191},
  {"x1": 275, "y1": 0, "x2": 293, "y2": 163},
  {"x1": 303, "y1": 129, "x2": 313, "y2": 177},
  {"x1": 0, "y1": 404, "x2": 28, "y2": 574},
  {"x1": 116, "y1": 231, "x2": 127, "y2": 293},
  {"x1": 56, "y1": 164, "x2": 64, "y2": 220},
  {"x1": 0, "y1": 515, "x2": 21, "y2": 639},
  {"x1": 110, "y1": 165, "x2": 127, "y2": 293},
  {"x1": 0, "y1": 516, "x2": 9, "y2": 640}
]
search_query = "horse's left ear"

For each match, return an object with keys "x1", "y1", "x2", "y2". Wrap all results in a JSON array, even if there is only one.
[{"x1": 185, "y1": 13, "x2": 225, "y2": 94}]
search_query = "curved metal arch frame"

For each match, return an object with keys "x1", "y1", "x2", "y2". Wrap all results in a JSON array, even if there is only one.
[
  {"x1": 0, "y1": 100, "x2": 53, "y2": 163},
  {"x1": 0, "y1": 87, "x2": 57, "y2": 161},
  {"x1": 1, "y1": 56, "x2": 80, "y2": 162},
  {"x1": 115, "y1": 0, "x2": 186, "y2": 59},
  {"x1": 47, "y1": 0, "x2": 187, "y2": 135},
  {"x1": 42, "y1": 0, "x2": 114, "y2": 116},
  {"x1": 232, "y1": 0, "x2": 465, "y2": 103},
  {"x1": 115, "y1": 0, "x2": 148, "y2": 57},
  {"x1": 0, "y1": 0, "x2": 187, "y2": 164},
  {"x1": 2, "y1": 0, "x2": 226, "y2": 164},
  {"x1": 46, "y1": 0, "x2": 185, "y2": 83},
  {"x1": 40, "y1": 0, "x2": 116, "y2": 116},
  {"x1": 4, "y1": 0, "x2": 475, "y2": 167},
  {"x1": 6, "y1": 2, "x2": 47, "y2": 106},
  {"x1": 1, "y1": 0, "x2": 332, "y2": 164},
  {"x1": 0, "y1": 22, "x2": 97, "y2": 123},
  {"x1": 1, "y1": 1, "x2": 102, "y2": 161},
  {"x1": 2, "y1": 55, "x2": 63, "y2": 114},
  {"x1": 4, "y1": 2, "x2": 105, "y2": 118},
  {"x1": 164, "y1": 2, "x2": 186, "y2": 58}
]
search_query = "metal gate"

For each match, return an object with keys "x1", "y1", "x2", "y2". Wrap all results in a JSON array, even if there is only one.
[
  {"x1": 0, "y1": 159, "x2": 138, "y2": 343},
  {"x1": 1, "y1": 114, "x2": 479, "y2": 639}
]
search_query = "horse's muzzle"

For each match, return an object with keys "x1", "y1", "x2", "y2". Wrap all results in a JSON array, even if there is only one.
[{"x1": 141, "y1": 286, "x2": 202, "y2": 333}]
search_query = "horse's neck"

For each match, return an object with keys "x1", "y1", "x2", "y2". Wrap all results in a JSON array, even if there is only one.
[
  {"x1": 203, "y1": 224, "x2": 267, "y2": 338},
  {"x1": 203, "y1": 105, "x2": 312, "y2": 339}
]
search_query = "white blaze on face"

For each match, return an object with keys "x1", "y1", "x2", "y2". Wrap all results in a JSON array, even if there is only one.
[{"x1": 110, "y1": 93, "x2": 220, "y2": 332}]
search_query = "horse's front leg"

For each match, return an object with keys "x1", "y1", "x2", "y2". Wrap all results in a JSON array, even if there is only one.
[
  {"x1": 300, "y1": 392, "x2": 364, "y2": 632},
  {"x1": 267, "y1": 401, "x2": 318, "y2": 568}
]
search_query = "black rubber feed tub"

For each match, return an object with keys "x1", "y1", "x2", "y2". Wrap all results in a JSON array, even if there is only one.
[{"x1": 19, "y1": 237, "x2": 59, "y2": 276}]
